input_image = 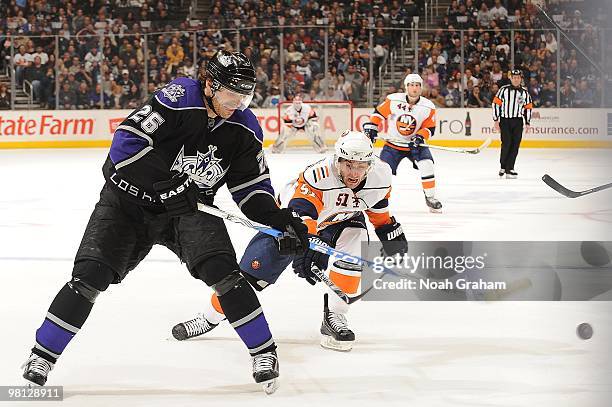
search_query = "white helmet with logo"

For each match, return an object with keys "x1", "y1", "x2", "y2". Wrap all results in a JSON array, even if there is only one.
[
  {"x1": 334, "y1": 130, "x2": 375, "y2": 185},
  {"x1": 334, "y1": 130, "x2": 374, "y2": 163},
  {"x1": 404, "y1": 73, "x2": 423, "y2": 87}
]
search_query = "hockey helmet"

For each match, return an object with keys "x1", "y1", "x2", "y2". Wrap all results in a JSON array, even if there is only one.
[
  {"x1": 205, "y1": 50, "x2": 256, "y2": 95},
  {"x1": 334, "y1": 130, "x2": 375, "y2": 186},
  {"x1": 404, "y1": 73, "x2": 423, "y2": 87},
  {"x1": 334, "y1": 130, "x2": 374, "y2": 163}
]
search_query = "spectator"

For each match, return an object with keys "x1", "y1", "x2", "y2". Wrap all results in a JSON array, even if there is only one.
[
  {"x1": 343, "y1": 64, "x2": 364, "y2": 102},
  {"x1": 560, "y1": 80, "x2": 575, "y2": 107},
  {"x1": 318, "y1": 85, "x2": 344, "y2": 101},
  {"x1": 424, "y1": 66, "x2": 440, "y2": 89},
  {"x1": 336, "y1": 73, "x2": 352, "y2": 100},
  {"x1": 0, "y1": 84, "x2": 10, "y2": 109},
  {"x1": 121, "y1": 83, "x2": 142, "y2": 109},
  {"x1": 490, "y1": 0, "x2": 508, "y2": 21},
  {"x1": 262, "y1": 86, "x2": 282, "y2": 107},
  {"x1": 255, "y1": 66, "x2": 269, "y2": 90},
  {"x1": 165, "y1": 37, "x2": 184, "y2": 75},
  {"x1": 286, "y1": 43, "x2": 303, "y2": 63},
  {"x1": 477, "y1": 3, "x2": 493, "y2": 28},
  {"x1": 88, "y1": 83, "x2": 106, "y2": 109},
  {"x1": 182, "y1": 58, "x2": 196, "y2": 78},
  {"x1": 573, "y1": 80, "x2": 594, "y2": 107},
  {"x1": 14, "y1": 45, "x2": 32, "y2": 86},
  {"x1": 303, "y1": 88, "x2": 318, "y2": 102},
  {"x1": 528, "y1": 77, "x2": 542, "y2": 107},
  {"x1": 430, "y1": 87, "x2": 446, "y2": 108},
  {"x1": 250, "y1": 85, "x2": 265, "y2": 108},
  {"x1": 540, "y1": 81, "x2": 557, "y2": 107},
  {"x1": 40, "y1": 68, "x2": 56, "y2": 109},
  {"x1": 443, "y1": 79, "x2": 461, "y2": 107},
  {"x1": 109, "y1": 84, "x2": 124, "y2": 108},
  {"x1": 58, "y1": 82, "x2": 77, "y2": 109},
  {"x1": 117, "y1": 69, "x2": 135, "y2": 95},
  {"x1": 462, "y1": 68, "x2": 480, "y2": 89},
  {"x1": 84, "y1": 47, "x2": 103, "y2": 71},
  {"x1": 467, "y1": 85, "x2": 489, "y2": 107},
  {"x1": 31, "y1": 46, "x2": 49, "y2": 66},
  {"x1": 76, "y1": 82, "x2": 90, "y2": 109},
  {"x1": 24, "y1": 56, "x2": 46, "y2": 103}
]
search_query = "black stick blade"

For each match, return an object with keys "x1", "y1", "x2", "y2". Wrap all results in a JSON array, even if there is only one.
[{"x1": 542, "y1": 174, "x2": 581, "y2": 198}]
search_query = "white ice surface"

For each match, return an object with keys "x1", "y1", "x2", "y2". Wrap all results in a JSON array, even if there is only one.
[{"x1": 1, "y1": 147, "x2": 611, "y2": 407}]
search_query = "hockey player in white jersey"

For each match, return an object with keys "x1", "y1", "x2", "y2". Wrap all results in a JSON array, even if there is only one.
[
  {"x1": 172, "y1": 131, "x2": 408, "y2": 351},
  {"x1": 362, "y1": 74, "x2": 443, "y2": 212},
  {"x1": 272, "y1": 94, "x2": 326, "y2": 153}
]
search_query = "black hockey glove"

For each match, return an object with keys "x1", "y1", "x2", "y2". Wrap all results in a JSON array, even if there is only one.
[
  {"x1": 292, "y1": 235, "x2": 331, "y2": 285},
  {"x1": 408, "y1": 134, "x2": 425, "y2": 149},
  {"x1": 362, "y1": 122, "x2": 379, "y2": 142},
  {"x1": 269, "y1": 208, "x2": 309, "y2": 256},
  {"x1": 153, "y1": 172, "x2": 199, "y2": 217},
  {"x1": 375, "y1": 217, "x2": 408, "y2": 256}
]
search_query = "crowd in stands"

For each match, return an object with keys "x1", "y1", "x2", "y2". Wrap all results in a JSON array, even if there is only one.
[
  {"x1": 407, "y1": 0, "x2": 609, "y2": 108},
  {"x1": 0, "y1": 0, "x2": 608, "y2": 110}
]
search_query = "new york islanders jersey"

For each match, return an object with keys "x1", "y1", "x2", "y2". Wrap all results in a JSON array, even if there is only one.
[
  {"x1": 285, "y1": 155, "x2": 393, "y2": 233},
  {"x1": 283, "y1": 103, "x2": 317, "y2": 129},
  {"x1": 370, "y1": 93, "x2": 436, "y2": 149}
]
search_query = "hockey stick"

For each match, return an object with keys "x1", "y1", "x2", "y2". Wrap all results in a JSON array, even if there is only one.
[
  {"x1": 380, "y1": 136, "x2": 492, "y2": 154},
  {"x1": 423, "y1": 137, "x2": 492, "y2": 154},
  {"x1": 542, "y1": 174, "x2": 612, "y2": 198},
  {"x1": 197, "y1": 203, "x2": 388, "y2": 303}
]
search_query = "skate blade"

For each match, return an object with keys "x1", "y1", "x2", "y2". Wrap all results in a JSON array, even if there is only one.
[
  {"x1": 320, "y1": 335, "x2": 353, "y2": 352},
  {"x1": 505, "y1": 174, "x2": 517, "y2": 179},
  {"x1": 428, "y1": 207, "x2": 443, "y2": 214},
  {"x1": 261, "y1": 378, "x2": 279, "y2": 395}
]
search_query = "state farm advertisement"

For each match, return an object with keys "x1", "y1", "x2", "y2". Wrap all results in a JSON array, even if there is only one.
[
  {"x1": 0, "y1": 110, "x2": 131, "y2": 143},
  {"x1": 1, "y1": 108, "x2": 610, "y2": 148}
]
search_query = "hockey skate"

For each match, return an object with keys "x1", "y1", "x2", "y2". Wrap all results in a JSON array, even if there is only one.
[
  {"x1": 320, "y1": 294, "x2": 355, "y2": 352},
  {"x1": 506, "y1": 170, "x2": 518, "y2": 179},
  {"x1": 22, "y1": 353, "x2": 54, "y2": 387},
  {"x1": 252, "y1": 350, "x2": 279, "y2": 394},
  {"x1": 424, "y1": 194, "x2": 443, "y2": 213},
  {"x1": 498, "y1": 169, "x2": 505, "y2": 177},
  {"x1": 172, "y1": 313, "x2": 218, "y2": 341}
]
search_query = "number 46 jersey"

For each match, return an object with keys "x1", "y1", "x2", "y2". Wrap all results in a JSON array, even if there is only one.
[{"x1": 283, "y1": 155, "x2": 394, "y2": 233}]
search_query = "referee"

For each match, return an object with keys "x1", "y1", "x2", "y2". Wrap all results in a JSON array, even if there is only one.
[{"x1": 492, "y1": 70, "x2": 533, "y2": 178}]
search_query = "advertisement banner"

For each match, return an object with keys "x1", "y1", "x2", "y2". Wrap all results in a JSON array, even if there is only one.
[{"x1": 1, "y1": 108, "x2": 611, "y2": 148}]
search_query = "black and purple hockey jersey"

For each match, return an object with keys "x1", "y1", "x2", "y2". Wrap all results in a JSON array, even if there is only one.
[{"x1": 102, "y1": 77, "x2": 276, "y2": 220}]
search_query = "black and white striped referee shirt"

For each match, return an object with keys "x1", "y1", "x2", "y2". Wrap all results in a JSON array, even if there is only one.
[{"x1": 492, "y1": 85, "x2": 533, "y2": 125}]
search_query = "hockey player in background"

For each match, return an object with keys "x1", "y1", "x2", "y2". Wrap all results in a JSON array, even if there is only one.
[
  {"x1": 362, "y1": 74, "x2": 443, "y2": 213},
  {"x1": 272, "y1": 94, "x2": 326, "y2": 153},
  {"x1": 172, "y1": 131, "x2": 407, "y2": 351},
  {"x1": 20, "y1": 50, "x2": 309, "y2": 394}
]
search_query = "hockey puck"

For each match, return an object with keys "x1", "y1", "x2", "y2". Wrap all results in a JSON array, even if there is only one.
[
  {"x1": 580, "y1": 242, "x2": 610, "y2": 267},
  {"x1": 576, "y1": 322, "x2": 593, "y2": 340}
]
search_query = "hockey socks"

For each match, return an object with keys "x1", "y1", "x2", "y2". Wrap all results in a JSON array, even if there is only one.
[
  {"x1": 32, "y1": 283, "x2": 94, "y2": 363},
  {"x1": 216, "y1": 277, "x2": 276, "y2": 356},
  {"x1": 418, "y1": 159, "x2": 436, "y2": 197}
]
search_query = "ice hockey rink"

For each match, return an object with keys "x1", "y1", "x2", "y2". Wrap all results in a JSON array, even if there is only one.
[{"x1": 1, "y1": 146, "x2": 611, "y2": 406}]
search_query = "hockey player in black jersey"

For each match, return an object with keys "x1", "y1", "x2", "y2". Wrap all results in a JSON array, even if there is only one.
[{"x1": 21, "y1": 50, "x2": 308, "y2": 394}]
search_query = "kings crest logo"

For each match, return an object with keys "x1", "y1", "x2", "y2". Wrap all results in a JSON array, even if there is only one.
[
  {"x1": 171, "y1": 145, "x2": 227, "y2": 188},
  {"x1": 161, "y1": 84, "x2": 186, "y2": 102},
  {"x1": 218, "y1": 54, "x2": 233, "y2": 67}
]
